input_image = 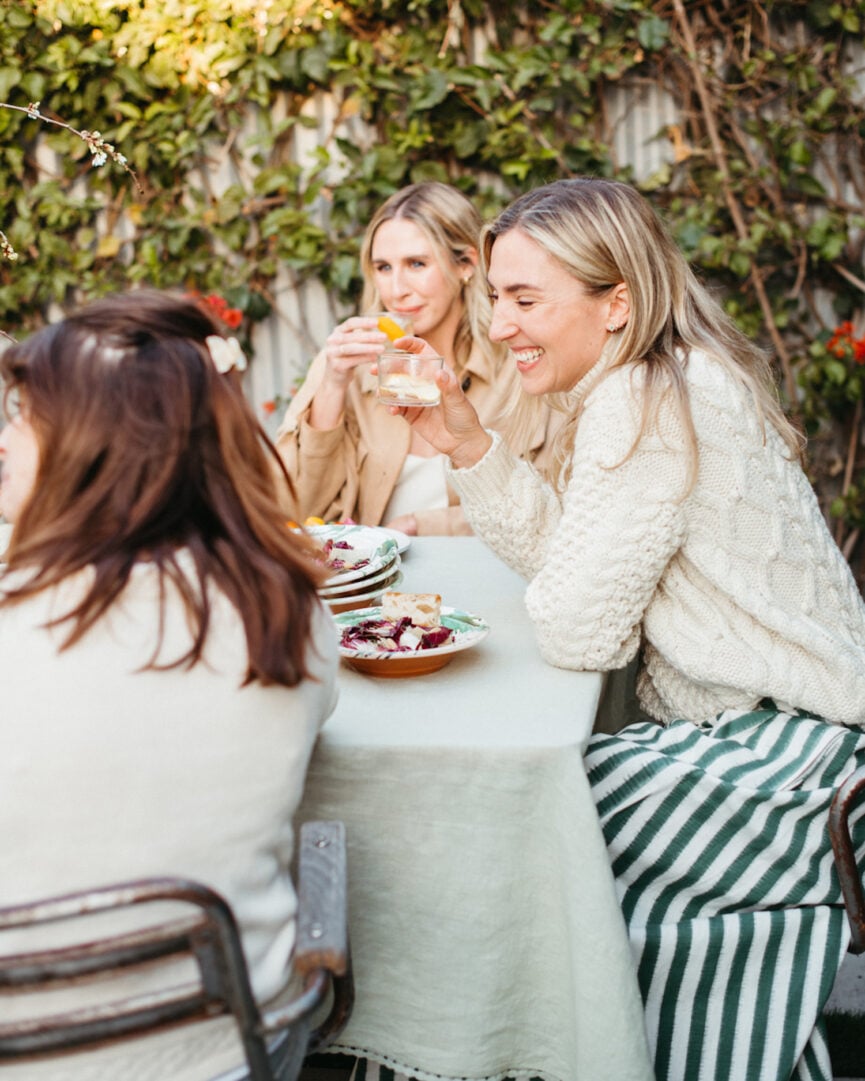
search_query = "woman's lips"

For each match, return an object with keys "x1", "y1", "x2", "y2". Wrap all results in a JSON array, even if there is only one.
[{"x1": 512, "y1": 347, "x2": 543, "y2": 372}]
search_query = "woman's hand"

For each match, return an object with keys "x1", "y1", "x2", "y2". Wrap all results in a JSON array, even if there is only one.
[
  {"x1": 322, "y1": 316, "x2": 388, "y2": 389},
  {"x1": 380, "y1": 340, "x2": 493, "y2": 469},
  {"x1": 384, "y1": 512, "x2": 418, "y2": 536},
  {"x1": 309, "y1": 317, "x2": 388, "y2": 430}
]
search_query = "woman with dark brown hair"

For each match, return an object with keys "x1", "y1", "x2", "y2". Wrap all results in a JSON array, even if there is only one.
[{"x1": 0, "y1": 289, "x2": 338, "y2": 1080}]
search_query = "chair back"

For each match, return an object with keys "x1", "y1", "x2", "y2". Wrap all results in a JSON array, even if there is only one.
[
  {"x1": 829, "y1": 769, "x2": 865, "y2": 954},
  {"x1": 0, "y1": 820, "x2": 352, "y2": 1081}
]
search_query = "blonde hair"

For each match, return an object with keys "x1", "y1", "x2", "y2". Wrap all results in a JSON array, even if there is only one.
[
  {"x1": 359, "y1": 182, "x2": 504, "y2": 381},
  {"x1": 482, "y1": 178, "x2": 802, "y2": 490}
]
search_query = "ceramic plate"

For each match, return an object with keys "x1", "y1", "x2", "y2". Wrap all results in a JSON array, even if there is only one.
[
  {"x1": 334, "y1": 605, "x2": 490, "y2": 678},
  {"x1": 311, "y1": 526, "x2": 400, "y2": 587},
  {"x1": 369, "y1": 527, "x2": 411, "y2": 555},
  {"x1": 318, "y1": 553, "x2": 402, "y2": 597},
  {"x1": 324, "y1": 570, "x2": 404, "y2": 614},
  {"x1": 306, "y1": 523, "x2": 411, "y2": 556}
]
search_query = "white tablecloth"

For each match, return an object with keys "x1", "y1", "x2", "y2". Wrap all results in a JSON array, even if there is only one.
[{"x1": 298, "y1": 536, "x2": 653, "y2": 1081}]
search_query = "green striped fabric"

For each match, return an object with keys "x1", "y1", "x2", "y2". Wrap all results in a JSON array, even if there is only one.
[{"x1": 585, "y1": 706, "x2": 865, "y2": 1081}]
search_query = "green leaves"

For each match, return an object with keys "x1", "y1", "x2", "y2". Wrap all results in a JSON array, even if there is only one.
[{"x1": 1, "y1": 0, "x2": 864, "y2": 553}]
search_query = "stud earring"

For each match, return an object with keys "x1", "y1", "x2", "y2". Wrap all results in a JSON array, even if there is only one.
[{"x1": 607, "y1": 322, "x2": 624, "y2": 333}]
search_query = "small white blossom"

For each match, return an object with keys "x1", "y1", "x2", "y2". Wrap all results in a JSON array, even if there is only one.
[
  {"x1": 0, "y1": 232, "x2": 17, "y2": 261},
  {"x1": 205, "y1": 336, "x2": 247, "y2": 374}
]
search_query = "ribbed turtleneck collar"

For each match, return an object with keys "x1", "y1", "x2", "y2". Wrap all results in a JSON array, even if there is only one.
[{"x1": 559, "y1": 339, "x2": 625, "y2": 410}]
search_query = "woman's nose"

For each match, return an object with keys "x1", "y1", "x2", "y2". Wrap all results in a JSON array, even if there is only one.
[
  {"x1": 390, "y1": 267, "x2": 411, "y2": 298},
  {"x1": 488, "y1": 305, "x2": 516, "y2": 343}
]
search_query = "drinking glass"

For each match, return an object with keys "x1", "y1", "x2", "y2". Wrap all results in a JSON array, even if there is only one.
[
  {"x1": 377, "y1": 350, "x2": 444, "y2": 407},
  {"x1": 369, "y1": 312, "x2": 414, "y2": 342}
]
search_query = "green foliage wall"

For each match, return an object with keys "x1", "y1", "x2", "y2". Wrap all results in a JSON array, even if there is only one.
[{"x1": 2, "y1": 0, "x2": 865, "y2": 572}]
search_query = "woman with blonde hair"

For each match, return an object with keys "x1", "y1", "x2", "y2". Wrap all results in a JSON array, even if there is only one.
[
  {"x1": 379, "y1": 177, "x2": 865, "y2": 1081},
  {"x1": 0, "y1": 289, "x2": 338, "y2": 1080},
  {"x1": 276, "y1": 180, "x2": 558, "y2": 534}
]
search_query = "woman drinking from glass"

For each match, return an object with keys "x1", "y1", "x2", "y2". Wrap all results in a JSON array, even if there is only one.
[{"x1": 276, "y1": 180, "x2": 560, "y2": 535}]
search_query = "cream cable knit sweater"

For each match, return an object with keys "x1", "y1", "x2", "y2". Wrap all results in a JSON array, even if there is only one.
[{"x1": 449, "y1": 350, "x2": 865, "y2": 726}]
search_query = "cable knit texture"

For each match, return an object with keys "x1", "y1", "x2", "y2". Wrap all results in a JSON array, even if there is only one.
[{"x1": 449, "y1": 351, "x2": 865, "y2": 726}]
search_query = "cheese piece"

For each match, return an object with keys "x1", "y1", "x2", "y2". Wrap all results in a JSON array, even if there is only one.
[{"x1": 381, "y1": 591, "x2": 442, "y2": 628}]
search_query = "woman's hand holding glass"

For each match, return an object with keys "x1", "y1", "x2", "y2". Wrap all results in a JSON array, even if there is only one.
[
  {"x1": 323, "y1": 316, "x2": 390, "y2": 389},
  {"x1": 309, "y1": 316, "x2": 393, "y2": 431},
  {"x1": 377, "y1": 335, "x2": 493, "y2": 470}
]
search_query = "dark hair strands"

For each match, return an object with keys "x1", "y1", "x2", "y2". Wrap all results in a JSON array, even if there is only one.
[{"x1": 0, "y1": 289, "x2": 328, "y2": 688}]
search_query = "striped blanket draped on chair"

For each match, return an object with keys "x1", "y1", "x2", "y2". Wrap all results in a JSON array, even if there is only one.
[{"x1": 585, "y1": 704, "x2": 865, "y2": 1081}]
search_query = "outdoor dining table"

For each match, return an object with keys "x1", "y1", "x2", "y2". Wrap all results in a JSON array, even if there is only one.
[{"x1": 297, "y1": 535, "x2": 654, "y2": 1081}]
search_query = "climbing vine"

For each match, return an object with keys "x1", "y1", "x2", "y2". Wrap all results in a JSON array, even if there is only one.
[{"x1": 1, "y1": 0, "x2": 865, "y2": 574}]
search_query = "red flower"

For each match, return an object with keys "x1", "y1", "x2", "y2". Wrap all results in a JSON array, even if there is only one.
[
  {"x1": 854, "y1": 339, "x2": 865, "y2": 364},
  {"x1": 262, "y1": 400, "x2": 277, "y2": 415},
  {"x1": 223, "y1": 307, "x2": 243, "y2": 329}
]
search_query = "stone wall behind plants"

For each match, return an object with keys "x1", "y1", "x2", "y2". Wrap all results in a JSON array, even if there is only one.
[{"x1": 2, "y1": 0, "x2": 864, "y2": 579}]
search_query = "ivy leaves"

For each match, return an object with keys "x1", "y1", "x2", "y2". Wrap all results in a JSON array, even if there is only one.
[{"x1": 2, "y1": 0, "x2": 865, "y2": 568}]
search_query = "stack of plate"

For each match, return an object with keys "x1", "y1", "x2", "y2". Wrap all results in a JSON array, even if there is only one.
[{"x1": 311, "y1": 525, "x2": 405, "y2": 614}]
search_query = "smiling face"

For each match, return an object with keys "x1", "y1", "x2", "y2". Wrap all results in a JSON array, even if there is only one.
[
  {"x1": 0, "y1": 405, "x2": 40, "y2": 523},
  {"x1": 369, "y1": 218, "x2": 467, "y2": 354},
  {"x1": 486, "y1": 228, "x2": 628, "y2": 395}
]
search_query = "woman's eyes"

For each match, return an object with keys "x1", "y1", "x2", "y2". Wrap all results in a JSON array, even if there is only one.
[
  {"x1": 373, "y1": 260, "x2": 427, "y2": 271},
  {"x1": 487, "y1": 292, "x2": 535, "y2": 309}
]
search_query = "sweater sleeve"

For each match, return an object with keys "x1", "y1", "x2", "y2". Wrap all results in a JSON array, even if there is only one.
[{"x1": 451, "y1": 368, "x2": 688, "y2": 672}]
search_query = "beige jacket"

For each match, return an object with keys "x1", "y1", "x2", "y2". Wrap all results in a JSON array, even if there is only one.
[{"x1": 275, "y1": 343, "x2": 561, "y2": 535}]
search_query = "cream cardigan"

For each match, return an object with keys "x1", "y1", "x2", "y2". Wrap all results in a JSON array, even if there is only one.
[
  {"x1": 448, "y1": 350, "x2": 865, "y2": 726},
  {"x1": 0, "y1": 561, "x2": 339, "y2": 1079}
]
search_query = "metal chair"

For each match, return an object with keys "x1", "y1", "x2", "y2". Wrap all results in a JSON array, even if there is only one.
[
  {"x1": 829, "y1": 766, "x2": 865, "y2": 954},
  {"x1": 0, "y1": 819, "x2": 353, "y2": 1081}
]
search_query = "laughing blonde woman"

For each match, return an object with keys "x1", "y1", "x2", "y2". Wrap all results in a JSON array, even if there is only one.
[{"x1": 379, "y1": 177, "x2": 865, "y2": 1081}]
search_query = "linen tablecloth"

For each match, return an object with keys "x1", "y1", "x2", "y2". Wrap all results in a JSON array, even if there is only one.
[{"x1": 298, "y1": 536, "x2": 654, "y2": 1081}]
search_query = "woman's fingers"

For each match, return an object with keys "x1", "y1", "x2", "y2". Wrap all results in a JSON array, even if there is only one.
[
  {"x1": 389, "y1": 335, "x2": 438, "y2": 356},
  {"x1": 325, "y1": 318, "x2": 389, "y2": 372},
  {"x1": 391, "y1": 368, "x2": 487, "y2": 460}
]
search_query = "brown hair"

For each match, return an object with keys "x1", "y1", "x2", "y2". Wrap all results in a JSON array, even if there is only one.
[{"x1": 0, "y1": 289, "x2": 328, "y2": 686}]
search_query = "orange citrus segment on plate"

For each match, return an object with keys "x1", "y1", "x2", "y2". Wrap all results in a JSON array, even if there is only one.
[{"x1": 378, "y1": 315, "x2": 406, "y2": 341}]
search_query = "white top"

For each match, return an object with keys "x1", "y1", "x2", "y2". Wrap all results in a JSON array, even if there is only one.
[
  {"x1": 449, "y1": 350, "x2": 865, "y2": 725},
  {"x1": 0, "y1": 559, "x2": 339, "y2": 1080},
  {"x1": 381, "y1": 452, "x2": 449, "y2": 524}
]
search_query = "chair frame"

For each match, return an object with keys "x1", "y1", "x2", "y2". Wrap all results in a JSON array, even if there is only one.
[
  {"x1": 829, "y1": 767, "x2": 865, "y2": 954},
  {"x1": 0, "y1": 820, "x2": 353, "y2": 1080}
]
